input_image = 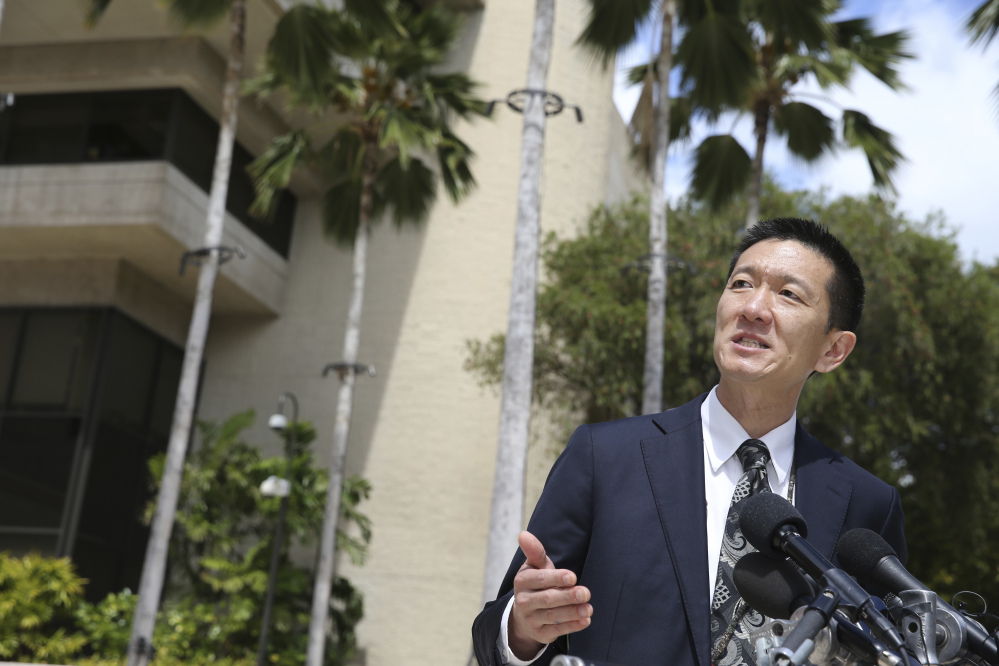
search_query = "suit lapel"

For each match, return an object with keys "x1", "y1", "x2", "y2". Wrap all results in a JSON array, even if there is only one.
[
  {"x1": 794, "y1": 422, "x2": 853, "y2": 561},
  {"x1": 644, "y1": 397, "x2": 710, "y2": 666}
]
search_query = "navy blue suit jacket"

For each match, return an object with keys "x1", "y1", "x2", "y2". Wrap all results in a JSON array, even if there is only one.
[{"x1": 472, "y1": 394, "x2": 907, "y2": 666}]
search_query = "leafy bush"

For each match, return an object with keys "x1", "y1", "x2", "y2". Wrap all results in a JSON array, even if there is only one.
[
  {"x1": 0, "y1": 410, "x2": 371, "y2": 666},
  {"x1": 0, "y1": 553, "x2": 87, "y2": 663}
]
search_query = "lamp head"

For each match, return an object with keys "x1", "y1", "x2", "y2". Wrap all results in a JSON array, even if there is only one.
[{"x1": 268, "y1": 413, "x2": 288, "y2": 432}]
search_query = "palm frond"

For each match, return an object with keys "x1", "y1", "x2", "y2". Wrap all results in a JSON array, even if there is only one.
[
  {"x1": 83, "y1": 0, "x2": 114, "y2": 28},
  {"x1": 388, "y1": 4, "x2": 462, "y2": 75},
  {"x1": 690, "y1": 135, "x2": 752, "y2": 209},
  {"x1": 424, "y1": 73, "x2": 488, "y2": 120},
  {"x1": 629, "y1": 85, "x2": 692, "y2": 172},
  {"x1": 375, "y1": 108, "x2": 438, "y2": 167},
  {"x1": 576, "y1": 0, "x2": 656, "y2": 68},
  {"x1": 165, "y1": 0, "x2": 231, "y2": 29},
  {"x1": 321, "y1": 180, "x2": 363, "y2": 247},
  {"x1": 677, "y1": 0, "x2": 742, "y2": 25},
  {"x1": 755, "y1": 0, "x2": 832, "y2": 52},
  {"x1": 675, "y1": 13, "x2": 757, "y2": 114},
  {"x1": 626, "y1": 61, "x2": 654, "y2": 87},
  {"x1": 343, "y1": 0, "x2": 402, "y2": 38},
  {"x1": 776, "y1": 53, "x2": 851, "y2": 89},
  {"x1": 834, "y1": 19, "x2": 913, "y2": 90},
  {"x1": 247, "y1": 131, "x2": 310, "y2": 220},
  {"x1": 265, "y1": 4, "x2": 338, "y2": 112},
  {"x1": 967, "y1": 0, "x2": 999, "y2": 47},
  {"x1": 437, "y1": 130, "x2": 477, "y2": 203},
  {"x1": 842, "y1": 109, "x2": 904, "y2": 194},
  {"x1": 372, "y1": 156, "x2": 437, "y2": 228},
  {"x1": 318, "y1": 128, "x2": 367, "y2": 184},
  {"x1": 773, "y1": 101, "x2": 835, "y2": 163}
]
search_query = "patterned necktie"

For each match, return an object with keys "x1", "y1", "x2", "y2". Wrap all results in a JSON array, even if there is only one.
[{"x1": 710, "y1": 439, "x2": 772, "y2": 666}]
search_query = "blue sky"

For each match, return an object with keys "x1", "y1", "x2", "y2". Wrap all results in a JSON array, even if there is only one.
[{"x1": 612, "y1": 0, "x2": 999, "y2": 264}]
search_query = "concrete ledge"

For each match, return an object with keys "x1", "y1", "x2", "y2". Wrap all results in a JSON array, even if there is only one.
[{"x1": 0, "y1": 161, "x2": 290, "y2": 316}]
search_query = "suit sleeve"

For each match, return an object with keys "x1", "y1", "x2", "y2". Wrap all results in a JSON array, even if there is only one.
[
  {"x1": 879, "y1": 485, "x2": 908, "y2": 566},
  {"x1": 471, "y1": 424, "x2": 596, "y2": 666}
]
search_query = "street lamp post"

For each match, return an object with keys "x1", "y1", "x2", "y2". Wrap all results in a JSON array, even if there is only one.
[{"x1": 257, "y1": 392, "x2": 298, "y2": 666}]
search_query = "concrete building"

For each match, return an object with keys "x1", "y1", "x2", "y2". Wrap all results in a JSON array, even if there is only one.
[{"x1": 0, "y1": 0, "x2": 640, "y2": 663}]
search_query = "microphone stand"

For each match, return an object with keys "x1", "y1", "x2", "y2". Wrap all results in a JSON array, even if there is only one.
[{"x1": 770, "y1": 587, "x2": 841, "y2": 666}]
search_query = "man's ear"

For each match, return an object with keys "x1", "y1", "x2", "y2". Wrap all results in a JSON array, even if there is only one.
[{"x1": 813, "y1": 330, "x2": 857, "y2": 374}]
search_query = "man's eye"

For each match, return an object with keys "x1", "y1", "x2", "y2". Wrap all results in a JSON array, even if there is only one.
[
  {"x1": 730, "y1": 279, "x2": 751, "y2": 288},
  {"x1": 780, "y1": 289, "x2": 800, "y2": 300}
]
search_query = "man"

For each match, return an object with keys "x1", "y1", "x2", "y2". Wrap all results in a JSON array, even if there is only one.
[{"x1": 472, "y1": 218, "x2": 907, "y2": 666}]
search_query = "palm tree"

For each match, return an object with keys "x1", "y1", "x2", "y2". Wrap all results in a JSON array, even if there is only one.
[
  {"x1": 481, "y1": 0, "x2": 555, "y2": 610},
  {"x1": 682, "y1": 5, "x2": 912, "y2": 228},
  {"x1": 85, "y1": 2, "x2": 249, "y2": 664},
  {"x1": 247, "y1": 4, "x2": 484, "y2": 664},
  {"x1": 577, "y1": 0, "x2": 754, "y2": 414},
  {"x1": 84, "y1": 2, "x2": 390, "y2": 665},
  {"x1": 967, "y1": 0, "x2": 999, "y2": 101}
]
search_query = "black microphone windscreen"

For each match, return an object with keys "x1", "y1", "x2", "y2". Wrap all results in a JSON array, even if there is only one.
[
  {"x1": 835, "y1": 528, "x2": 897, "y2": 584},
  {"x1": 733, "y1": 552, "x2": 813, "y2": 619},
  {"x1": 739, "y1": 492, "x2": 808, "y2": 559}
]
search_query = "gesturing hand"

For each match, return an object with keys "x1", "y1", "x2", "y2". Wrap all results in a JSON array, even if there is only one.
[{"x1": 507, "y1": 531, "x2": 592, "y2": 660}]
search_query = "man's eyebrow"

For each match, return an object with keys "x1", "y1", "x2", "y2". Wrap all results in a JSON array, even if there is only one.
[{"x1": 729, "y1": 264, "x2": 818, "y2": 299}]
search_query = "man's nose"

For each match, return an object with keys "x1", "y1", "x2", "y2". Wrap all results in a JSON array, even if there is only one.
[{"x1": 740, "y1": 288, "x2": 774, "y2": 324}]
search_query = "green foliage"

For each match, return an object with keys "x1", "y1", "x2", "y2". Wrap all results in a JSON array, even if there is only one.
[
  {"x1": 466, "y1": 183, "x2": 999, "y2": 605},
  {"x1": 141, "y1": 411, "x2": 370, "y2": 665},
  {"x1": 0, "y1": 412, "x2": 371, "y2": 666},
  {"x1": 0, "y1": 553, "x2": 88, "y2": 663},
  {"x1": 248, "y1": 0, "x2": 486, "y2": 247}
]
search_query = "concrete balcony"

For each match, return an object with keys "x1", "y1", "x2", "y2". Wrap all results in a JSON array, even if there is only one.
[{"x1": 0, "y1": 161, "x2": 289, "y2": 318}]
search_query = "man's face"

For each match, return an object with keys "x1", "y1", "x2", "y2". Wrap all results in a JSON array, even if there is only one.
[{"x1": 713, "y1": 239, "x2": 849, "y2": 393}]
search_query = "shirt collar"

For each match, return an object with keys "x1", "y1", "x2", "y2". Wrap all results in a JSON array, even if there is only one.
[{"x1": 702, "y1": 386, "x2": 796, "y2": 485}]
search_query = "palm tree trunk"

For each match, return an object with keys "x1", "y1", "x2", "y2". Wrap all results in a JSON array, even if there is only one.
[
  {"x1": 481, "y1": 0, "x2": 555, "y2": 605},
  {"x1": 745, "y1": 101, "x2": 769, "y2": 230},
  {"x1": 305, "y1": 164, "x2": 375, "y2": 666},
  {"x1": 125, "y1": 2, "x2": 245, "y2": 665},
  {"x1": 641, "y1": 2, "x2": 674, "y2": 416}
]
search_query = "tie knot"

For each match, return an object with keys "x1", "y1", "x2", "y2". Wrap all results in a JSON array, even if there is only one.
[{"x1": 736, "y1": 438, "x2": 771, "y2": 472}]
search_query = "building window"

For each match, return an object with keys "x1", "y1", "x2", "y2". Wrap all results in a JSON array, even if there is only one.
[
  {"x1": 0, "y1": 308, "x2": 186, "y2": 600},
  {"x1": 0, "y1": 89, "x2": 297, "y2": 258}
]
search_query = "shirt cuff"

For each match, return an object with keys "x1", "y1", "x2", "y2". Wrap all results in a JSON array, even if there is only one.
[{"x1": 497, "y1": 595, "x2": 549, "y2": 665}]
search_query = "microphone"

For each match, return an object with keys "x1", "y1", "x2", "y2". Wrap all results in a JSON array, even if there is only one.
[
  {"x1": 739, "y1": 492, "x2": 906, "y2": 652},
  {"x1": 733, "y1": 551, "x2": 813, "y2": 619},
  {"x1": 837, "y1": 528, "x2": 999, "y2": 665},
  {"x1": 734, "y1": 552, "x2": 903, "y2": 666}
]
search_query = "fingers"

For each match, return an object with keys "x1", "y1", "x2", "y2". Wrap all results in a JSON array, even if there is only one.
[
  {"x1": 511, "y1": 586, "x2": 593, "y2": 645},
  {"x1": 518, "y1": 530, "x2": 549, "y2": 569},
  {"x1": 514, "y1": 566, "x2": 576, "y2": 592},
  {"x1": 509, "y1": 530, "x2": 592, "y2": 649}
]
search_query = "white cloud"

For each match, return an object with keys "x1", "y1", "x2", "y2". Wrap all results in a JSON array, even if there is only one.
[{"x1": 613, "y1": 0, "x2": 999, "y2": 264}]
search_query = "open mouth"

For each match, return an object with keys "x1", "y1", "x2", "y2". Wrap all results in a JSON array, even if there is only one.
[{"x1": 734, "y1": 337, "x2": 769, "y2": 349}]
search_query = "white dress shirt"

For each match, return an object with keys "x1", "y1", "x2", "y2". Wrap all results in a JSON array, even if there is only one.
[{"x1": 497, "y1": 387, "x2": 797, "y2": 665}]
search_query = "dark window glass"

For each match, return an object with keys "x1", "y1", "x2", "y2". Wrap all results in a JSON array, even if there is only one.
[
  {"x1": 84, "y1": 90, "x2": 172, "y2": 162},
  {"x1": 169, "y1": 93, "x2": 218, "y2": 194},
  {"x1": 0, "y1": 416, "x2": 80, "y2": 528},
  {"x1": 0, "y1": 311, "x2": 23, "y2": 406},
  {"x1": 0, "y1": 532, "x2": 59, "y2": 557},
  {"x1": 74, "y1": 422, "x2": 148, "y2": 598},
  {"x1": 0, "y1": 307, "x2": 187, "y2": 597},
  {"x1": 149, "y1": 345, "x2": 182, "y2": 441},
  {"x1": 4, "y1": 94, "x2": 89, "y2": 163},
  {"x1": 10, "y1": 311, "x2": 101, "y2": 411},
  {"x1": 100, "y1": 315, "x2": 159, "y2": 433}
]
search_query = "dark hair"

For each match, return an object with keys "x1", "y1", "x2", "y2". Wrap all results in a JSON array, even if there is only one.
[{"x1": 726, "y1": 217, "x2": 865, "y2": 332}]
